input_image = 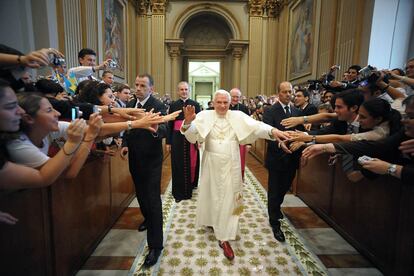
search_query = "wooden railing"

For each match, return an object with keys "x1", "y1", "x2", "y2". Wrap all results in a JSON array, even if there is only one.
[
  {"x1": 296, "y1": 154, "x2": 414, "y2": 276},
  {"x1": 0, "y1": 148, "x2": 135, "y2": 276}
]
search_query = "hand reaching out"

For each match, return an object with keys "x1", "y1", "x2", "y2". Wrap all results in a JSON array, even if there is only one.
[
  {"x1": 281, "y1": 117, "x2": 303, "y2": 129},
  {"x1": 163, "y1": 110, "x2": 182, "y2": 122},
  {"x1": 21, "y1": 48, "x2": 64, "y2": 68},
  {"x1": 0, "y1": 211, "x2": 18, "y2": 225},
  {"x1": 114, "y1": 107, "x2": 146, "y2": 120},
  {"x1": 133, "y1": 112, "x2": 164, "y2": 132},
  {"x1": 271, "y1": 128, "x2": 291, "y2": 141},
  {"x1": 84, "y1": 113, "x2": 104, "y2": 142},
  {"x1": 399, "y1": 138, "x2": 414, "y2": 156}
]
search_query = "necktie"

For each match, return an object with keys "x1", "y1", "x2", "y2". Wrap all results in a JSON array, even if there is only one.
[
  {"x1": 284, "y1": 106, "x2": 291, "y2": 117},
  {"x1": 137, "y1": 102, "x2": 142, "y2": 108}
]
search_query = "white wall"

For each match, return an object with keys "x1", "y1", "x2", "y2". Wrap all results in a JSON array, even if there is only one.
[
  {"x1": 367, "y1": 0, "x2": 414, "y2": 69},
  {"x1": 0, "y1": 0, "x2": 34, "y2": 53}
]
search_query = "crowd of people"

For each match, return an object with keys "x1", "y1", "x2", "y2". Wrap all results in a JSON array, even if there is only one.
[{"x1": 1, "y1": 43, "x2": 413, "y2": 267}]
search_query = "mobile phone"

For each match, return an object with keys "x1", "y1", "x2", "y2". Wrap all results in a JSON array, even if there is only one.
[{"x1": 71, "y1": 106, "x2": 80, "y2": 121}]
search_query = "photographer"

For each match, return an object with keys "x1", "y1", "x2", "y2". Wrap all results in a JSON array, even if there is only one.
[
  {"x1": 329, "y1": 65, "x2": 361, "y2": 91},
  {"x1": 0, "y1": 44, "x2": 63, "y2": 91},
  {"x1": 384, "y1": 58, "x2": 414, "y2": 96},
  {"x1": 358, "y1": 68, "x2": 406, "y2": 114},
  {"x1": 68, "y1": 48, "x2": 112, "y2": 83}
]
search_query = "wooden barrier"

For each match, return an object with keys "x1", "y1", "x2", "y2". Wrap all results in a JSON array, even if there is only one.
[
  {"x1": 249, "y1": 138, "x2": 267, "y2": 164},
  {"x1": 296, "y1": 154, "x2": 414, "y2": 276},
  {"x1": 0, "y1": 148, "x2": 135, "y2": 276}
]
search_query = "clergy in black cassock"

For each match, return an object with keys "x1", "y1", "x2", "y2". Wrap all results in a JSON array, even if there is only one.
[{"x1": 166, "y1": 81, "x2": 201, "y2": 202}]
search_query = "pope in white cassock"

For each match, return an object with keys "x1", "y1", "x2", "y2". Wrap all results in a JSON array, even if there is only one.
[{"x1": 180, "y1": 90, "x2": 290, "y2": 260}]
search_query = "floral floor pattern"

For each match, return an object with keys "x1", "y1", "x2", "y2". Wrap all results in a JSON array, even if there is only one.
[{"x1": 130, "y1": 168, "x2": 327, "y2": 276}]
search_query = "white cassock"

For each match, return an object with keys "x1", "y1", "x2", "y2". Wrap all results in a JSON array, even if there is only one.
[{"x1": 181, "y1": 110, "x2": 275, "y2": 241}]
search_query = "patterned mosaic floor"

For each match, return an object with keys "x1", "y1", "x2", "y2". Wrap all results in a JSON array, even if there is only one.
[{"x1": 129, "y1": 169, "x2": 327, "y2": 276}]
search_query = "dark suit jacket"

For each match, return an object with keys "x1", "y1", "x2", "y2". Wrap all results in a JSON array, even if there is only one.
[
  {"x1": 123, "y1": 95, "x2": 167, "y2": 155},
  {"x1": 230, "y1": 103, "x2": 250, "y2": 115},
  {"x1": 263, "y1": 103, "x2": 304, "y2": 170},
  {"x1": 301, "y1": 103, "x2": 318, "y2": 116}
]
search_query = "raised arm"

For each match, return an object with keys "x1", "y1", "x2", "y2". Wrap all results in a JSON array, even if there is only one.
[{"x1": 281, "y1": 112, "x2": 337, "y2": 128}]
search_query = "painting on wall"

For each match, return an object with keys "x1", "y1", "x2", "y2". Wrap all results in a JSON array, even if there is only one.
[
  {"x1": 103, "y1": 0, "x2": 126, "y2": 78},
  {"x1": 287, "y1": 0, "x2": 315, "y2": 81}
]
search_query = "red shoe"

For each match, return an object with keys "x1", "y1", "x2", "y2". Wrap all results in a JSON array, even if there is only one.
[{"x1": 219, "y1": 241, "x2": 235, "y2": 260}]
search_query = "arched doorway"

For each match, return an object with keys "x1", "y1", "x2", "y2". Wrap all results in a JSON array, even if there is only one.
[
  {"x1": 180, "y1": 12, "x2": 231, "y2": 105},
  {"x1": 166, "y1": 4, "x2": 248, "y2": 99}
]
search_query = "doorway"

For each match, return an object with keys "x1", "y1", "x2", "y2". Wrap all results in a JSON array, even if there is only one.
[{"x1": 188, "y1": 61, "x2": 220, "y2": 108}]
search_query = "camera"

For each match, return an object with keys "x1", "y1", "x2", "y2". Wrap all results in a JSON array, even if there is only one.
[
  {"x1": 307, "y1": 79, "x2": 322, "y2": 91},
  {"x1": 50, "y1": 55, "x2": 66, "y2": 66},
  {"x1": 357, "y1": 155, "x2": 373, "y2": 165},
  {"x1": 107, "y1": 59, "x2": 117, "y2": 69},
  {"x1": 357, "y1": 65, "x2": 390, "y2": 85}
]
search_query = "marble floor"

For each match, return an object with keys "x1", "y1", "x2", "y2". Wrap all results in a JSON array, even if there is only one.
[{"x1": 76, "y1": 154, "x2": 383, "y2": 276}]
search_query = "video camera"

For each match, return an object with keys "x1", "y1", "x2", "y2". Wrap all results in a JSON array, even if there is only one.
[
  {"x1": 357, "y1": 65, "x2": 390, "y2": 86},
  {"x1": 307, "y1": 65, "x2": 340, "y2": 91}
]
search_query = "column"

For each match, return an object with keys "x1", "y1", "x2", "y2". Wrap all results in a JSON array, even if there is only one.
[
  {"x1": 232, "y1": 47, "x2": 243, "y2": 88},
  {"x1": 166, "y1": 39, "x2": 184, "y2": 100},
  {"x1": 151, "y1": 0, "x2": 168, "y2": 93},
  {"x1": 247, "y1": 0, "x2": 265, "y2": 97}
]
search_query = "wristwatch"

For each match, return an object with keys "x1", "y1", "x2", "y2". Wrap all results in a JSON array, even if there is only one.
[{"x1": 387, "y1": 163, "x2": 397, "y2": 176}]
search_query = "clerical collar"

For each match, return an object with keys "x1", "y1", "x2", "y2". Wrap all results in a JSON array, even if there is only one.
[{"x1": 230, "y1": 103, "x2": 239, "y2": 109}]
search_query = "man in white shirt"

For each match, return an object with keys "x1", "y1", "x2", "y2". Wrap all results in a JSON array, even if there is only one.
[{"x1": 68, "y1": 48, "x2": 110, "y2": 83}]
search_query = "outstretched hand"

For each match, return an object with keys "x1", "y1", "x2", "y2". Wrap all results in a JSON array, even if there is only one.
[
  {"x1": 281, "y1": 117, "x2": 302, "y2": 129},
  {"x1": 0, "y1": 211, "x2": 18, "y2": 225},
  {"x1": 183, "y1": 105, "x2": 196, "y2": 124},
  {"x1": 21, "y1": 48, "x2": 64, "y2": 68},
  {"x1": 271, "y1": 128, "x2": 291, "y2": 141},
  {"x1": 114, "y1": 107, "x2": 146, "y2": 121},
  {"x1": 163, "y1": 110, "x2": 182, "y2": 122},
  {"x1": 134, "y1": 112, "x2": 164, "y2": 132}
]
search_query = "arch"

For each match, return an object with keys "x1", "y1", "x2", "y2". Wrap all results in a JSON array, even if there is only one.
[{"x1": 172, "y1": 3, "x2": 242, "y2": 40}]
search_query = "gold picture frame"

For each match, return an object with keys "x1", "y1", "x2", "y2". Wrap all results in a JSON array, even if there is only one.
[
  {"x1": 103, "y1": 0, "x2": 126, "y2": 79},
  {"x1": 287, "y1": 0, "x2": 317, "y2": 81}
]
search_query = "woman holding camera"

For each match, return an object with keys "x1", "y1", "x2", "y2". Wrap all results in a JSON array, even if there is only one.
[{"x1": 0, "y1": 80, "x2": 89, "y2": 190}]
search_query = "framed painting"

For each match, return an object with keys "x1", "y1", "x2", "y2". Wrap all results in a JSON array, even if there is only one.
[
  {"x1": 287, "y1": 0, "x2": 316, "y2": 81},
  {"x1": 103, "y1": 0, "x2": 126, "y2": 78}
]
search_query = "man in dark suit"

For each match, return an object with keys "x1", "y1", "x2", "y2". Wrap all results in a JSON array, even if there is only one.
[
  {"x1": 166, "y1": 81, "x2": 201, "y2": 203},
  {"x1": 263, "y1": 81, "x2": 304, "y2": 242},
  {"x1": 121, "y1": 73, "x2": 167, "y2": 267},
  {"x1": 294, "y1": 88, "x2": 318, "y2": 116}
]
